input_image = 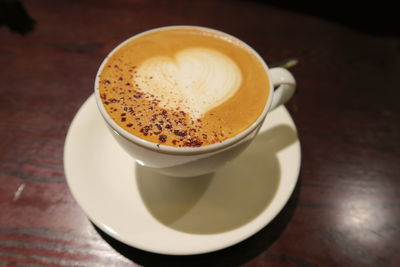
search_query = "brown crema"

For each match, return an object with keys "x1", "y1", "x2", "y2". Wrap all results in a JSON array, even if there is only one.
[{"x1": 98, "y1": 27, "x2": 270, "y2": 147}]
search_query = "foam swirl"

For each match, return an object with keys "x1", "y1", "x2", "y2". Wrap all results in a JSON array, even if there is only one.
[{"x1": 135, "y1": 47, "x2": 242, "y2": 119}]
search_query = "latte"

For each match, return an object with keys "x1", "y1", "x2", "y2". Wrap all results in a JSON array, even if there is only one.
[{"x1": 98, "y1": 27, "x2": 270, "y2": 147}]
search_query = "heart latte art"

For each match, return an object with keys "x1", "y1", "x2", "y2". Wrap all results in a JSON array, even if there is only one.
[
  {"x1": 98, "y1": 27, "x2": 269, "y2": 147},
  {"x1": 135, "y1": 48, "x2": 242, "y2": 119}
]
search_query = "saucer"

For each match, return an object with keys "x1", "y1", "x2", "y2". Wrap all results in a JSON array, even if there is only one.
[{"x1": 64, "y1": 94, "x2": 301, "y2": 255}]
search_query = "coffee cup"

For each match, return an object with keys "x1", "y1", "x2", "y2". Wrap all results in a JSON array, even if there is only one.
[{"x1": 94, "y1": 25, "x2": 296, "y2": 177}]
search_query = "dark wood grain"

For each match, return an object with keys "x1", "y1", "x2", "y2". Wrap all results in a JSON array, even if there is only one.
[{"x1": 0, "y1": 0, "x2": 399, "y2": 266}]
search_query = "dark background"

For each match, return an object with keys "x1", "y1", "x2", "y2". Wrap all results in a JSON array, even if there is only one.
[
  {"x1": 1, "y1": 0, "x2": 399, "y2": 37},
  {"x1": 266, "y1": 1, "x2": 399, "y2": 37}
]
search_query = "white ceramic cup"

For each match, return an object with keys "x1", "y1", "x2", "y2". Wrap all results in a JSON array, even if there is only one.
[{"x1": 94, "y1": 26, "x2": 296, "y2": 177}]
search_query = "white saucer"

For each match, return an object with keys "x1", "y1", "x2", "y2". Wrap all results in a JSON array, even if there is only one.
[{"x1": 64, "y1": 94, "x2": 301, "y2": 255}]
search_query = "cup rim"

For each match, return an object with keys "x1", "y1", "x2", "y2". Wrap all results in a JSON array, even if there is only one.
[{"x1": 94, "y1": 25, "x2": 273, "y2": 155}]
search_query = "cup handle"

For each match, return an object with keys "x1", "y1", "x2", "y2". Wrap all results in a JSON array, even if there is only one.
[{"x1": 269, "y1": 67, "x2": 296, "y2": 110}]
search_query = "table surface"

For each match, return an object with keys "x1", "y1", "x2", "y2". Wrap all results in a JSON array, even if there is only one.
[{"x1": 1, "y1": 0, "x2": 399, "y2": 266}]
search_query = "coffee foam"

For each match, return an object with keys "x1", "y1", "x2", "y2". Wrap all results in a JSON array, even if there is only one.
[{"x1": 134, "y1": 47, "x2": 242, "y2": 119}]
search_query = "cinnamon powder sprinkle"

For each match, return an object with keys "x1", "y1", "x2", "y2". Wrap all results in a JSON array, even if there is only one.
[
  {"x1": 159, "y1": 135, "x2": 167, "y2": 143},
  {"x1": 173, "y1": 130, "x2": 187, "y2": 137},
  {"x1": 100, "y1": 62, "x2": 234, "y2": 147},
  {"x1": 184, "y1": 138, "x2": 203, "y2": 147}
]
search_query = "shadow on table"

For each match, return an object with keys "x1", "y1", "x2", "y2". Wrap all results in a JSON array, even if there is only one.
[
  {"x1": 92, "y1": 180, "x2": 300, "y2": 267},
  {"x1": 0, "y1": 0, "x2": 35, "y2": 35}
]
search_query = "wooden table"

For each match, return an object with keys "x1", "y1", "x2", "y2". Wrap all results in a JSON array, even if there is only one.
[{"x1": 1, "y1": 0, "x2": 399, "y2": 266}]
